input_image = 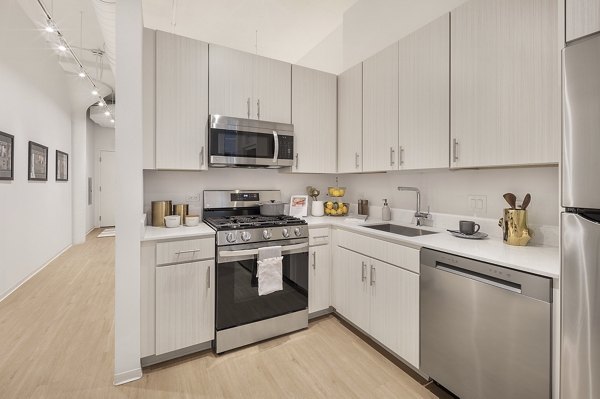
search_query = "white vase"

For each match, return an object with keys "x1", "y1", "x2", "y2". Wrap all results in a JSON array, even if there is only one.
[{"x1": 311, "y1": 200, "x2": 324, "y2": 217}]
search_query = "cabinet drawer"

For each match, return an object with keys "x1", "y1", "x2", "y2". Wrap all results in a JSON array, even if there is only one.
[
  {"x1": 156, "y1": 237, "x2": 214, "y2": 265},
  {"x1": 309, "y1": 227, "x2": 330, "y2": 246},
  {"x1": 337, "y1": 229, "x2": 420, "y2": 273}
]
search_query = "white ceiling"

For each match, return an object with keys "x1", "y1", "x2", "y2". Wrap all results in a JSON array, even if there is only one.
[{"x1": 142, "y1": 0, "x2": 357, "y2": 63}]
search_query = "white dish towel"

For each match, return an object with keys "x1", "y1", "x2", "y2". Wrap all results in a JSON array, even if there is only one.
[{"x1": 257, "y1": 246, "x2": 283, "y2": 296}]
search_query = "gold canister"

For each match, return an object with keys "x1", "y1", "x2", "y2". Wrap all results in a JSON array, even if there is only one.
[
  {"x1": 151, "y1": 200, "x2": 172, "y2": 227},
  {"x1": 172, "y1": 204, "x2": 189, "y2": 225},
  {"x1": 498, "y1": 209, "x2": 533, "y2": 246}
]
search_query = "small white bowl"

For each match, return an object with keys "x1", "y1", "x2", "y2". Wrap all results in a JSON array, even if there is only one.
[
  {"x1": 185, "y1": 215, "x2": 200, "y2": 227},
  {"x1": 164, "y1": 215, "x2": 180, "y2": 228}
]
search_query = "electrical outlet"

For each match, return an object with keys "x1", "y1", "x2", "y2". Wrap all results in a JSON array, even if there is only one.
[
  {"x1": 467, "y1": 195, "x2": 487, "y2": 216},
  {"x1": 186, "y1": 194, "x2": 200, "y2": 202}
]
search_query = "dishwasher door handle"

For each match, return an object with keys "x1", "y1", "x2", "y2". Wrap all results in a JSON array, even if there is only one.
[{"x1": 436, "y1": 263, "x2": 522, "y2": 294}]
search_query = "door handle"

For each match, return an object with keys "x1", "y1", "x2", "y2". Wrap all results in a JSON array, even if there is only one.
[
  {"x1": 390, "y1": 147, "x2": 395, "y2": 166},
  {"x1": 370, "y1": 265, "x2": 375, "y2": 286},
  {"x1": 206, "y1": 266, "x2": 211, "y2": 289},
  {"x1": 257, "y1": 99, "x2": 261, "y2": 120},
  {"x1": 272, "y1": 130, "x2": 279, "y2": 164},
  {"x1": 355, "y1": 152, "x2": 360, "y2": 168},
  {"x1": 312, "y1": 251, "x2": 316, "y2": 269},
  {"x1": 361, "y1": 261, "x2": 366, "y2": 282},
  {"x1": 452, "y1": 139, "x2": 459, "y2": 162},
  {"x1": 295, "y1": 153, "x2": 299, "y2": 169},
  {"x1": 200, "y1": 146, "x2": 205, "y2": 167},
  {"x1": 247, "y1": 98, "x2": 251, "y2": 119},
  {"x1": 399, "y1": 146, "x2": 404, "y2": 166}
]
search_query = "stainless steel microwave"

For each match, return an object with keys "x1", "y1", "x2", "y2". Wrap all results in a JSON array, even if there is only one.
[{"x1": 208, "y1": 115, "x2": 294, "y2": 168}]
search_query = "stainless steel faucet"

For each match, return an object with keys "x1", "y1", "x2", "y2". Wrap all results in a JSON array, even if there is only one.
[{"x1": 397, "y1": 186, "x2": 430, "y2": 226}]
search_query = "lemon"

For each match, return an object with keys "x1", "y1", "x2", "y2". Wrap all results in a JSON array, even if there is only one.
[{"x1": 326, "y1": 201, "x2": 333, "y2": 209}]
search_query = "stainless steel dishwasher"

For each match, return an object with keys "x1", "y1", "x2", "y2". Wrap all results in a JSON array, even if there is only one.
[{"x1": 420, "y1": 249, "x2": 552, "y2": 399}]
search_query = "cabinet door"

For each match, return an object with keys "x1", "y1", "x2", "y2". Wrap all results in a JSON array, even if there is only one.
[
  {"x1": 338, "y1": 63, "x2": 363, "y2": 173},
  {"x1": 451, "y1": 0, "x2": 560, "y2": 168},
  {"x1": 368, "y1": 259, "x2": 420, "y2": 368},
  {"x1": 343, "y1": 249, "x2": 370, "y2": 332},
  {"x1": 309, "y1": 244, "x2": 331, "y2": 313},
  {"x1": 398, "y1": 15, "x2": 449, "y2": 170},
  {"x1": 155, "y1": 260, "x2": 214, "y2": 355},
  {"x1": 141, "y1": 242, "x2": 156, "y2": 358},
  {"x1": 255, "y1": 55, "x2": 291, "y2": 123},
  {"x1": 331, "y1": 246, "x2": 348, "y2": 315},
  {"x1": 291, "y1": 65, "x2": 337, "y2": 173},
  {"x1": 363, "y1": 42, "x2": 399, "y2": 172},
  {"x1": 142, "y1": 28, "x2": 156, "y2": 170},
  {"x1": 209, "y1": 44, "x2": 255, "y2": 119},
  {"x1": 156, "y1": 31, "x2": 209, "y2": 170},
  {"x1": 567, "y1": 0, "x2": 600, "y2": 42}
]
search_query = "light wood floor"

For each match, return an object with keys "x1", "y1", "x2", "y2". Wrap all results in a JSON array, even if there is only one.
[{"x1": 0, "y1": 231, "x2": 442, "y2": 399}]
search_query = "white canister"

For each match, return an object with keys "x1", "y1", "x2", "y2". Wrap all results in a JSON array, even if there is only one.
[{"x1": 311, "y1": 200, "x2": 325, "y2": 217}]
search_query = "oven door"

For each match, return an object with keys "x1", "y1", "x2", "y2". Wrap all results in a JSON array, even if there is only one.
[
  {"x1": 209, "y1": 128, "x2": 294, "y2": 167},
  {"x1": 215, "y1": 239, "x2": 308, "y2": 331}
]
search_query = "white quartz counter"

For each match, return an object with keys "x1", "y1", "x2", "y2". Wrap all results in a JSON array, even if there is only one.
[
  {"x1": 142, "y1": 223, "x2": 215, "y2": 242},
  {"x1": 304, "y1": 216, "x2": 560, "y2": 279}
]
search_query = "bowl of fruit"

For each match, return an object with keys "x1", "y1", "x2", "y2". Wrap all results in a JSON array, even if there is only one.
[
  {"x1": 327, "y1": 187, "x2": 346, "y2": 197},
  {"x1": 325, "y1": 201, "x2": 349, "y2": 216}
]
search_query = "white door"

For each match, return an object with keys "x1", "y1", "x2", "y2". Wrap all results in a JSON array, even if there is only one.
[
  {"x1": 99, "y1": 151, "x2": 116, "y2": 227},
  {"x1": 309, "y1": 244, "x2": 331, "y2": 313},
  {"x1": 338, "y1": 63, "x2": 363, "y2": 173},
  {"x1": 254, "y1": 55, "x2": 292, "y2": 123}
]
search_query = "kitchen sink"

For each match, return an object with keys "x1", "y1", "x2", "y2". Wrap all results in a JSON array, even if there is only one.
[{"x1": 363, "y1": 223, "x2": 438, "y2": 237}]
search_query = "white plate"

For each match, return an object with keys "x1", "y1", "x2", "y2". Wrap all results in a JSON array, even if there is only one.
[{"x1": 447, "y1": 230, "x2": 489, "y2": 240}]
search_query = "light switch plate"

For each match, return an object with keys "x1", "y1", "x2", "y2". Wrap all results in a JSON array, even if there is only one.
[{"x1": 468, "y1": 195, "x2": 487, "y2": 216}]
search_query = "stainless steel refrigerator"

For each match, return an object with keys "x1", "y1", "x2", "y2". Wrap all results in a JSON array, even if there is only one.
[{"x1": 562, "y1": 33, "x2": 600, "y2": 399}]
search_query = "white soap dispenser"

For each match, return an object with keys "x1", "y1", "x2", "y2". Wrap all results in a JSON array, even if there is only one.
[{"x1": 382, "y1": 199, "x2": 391, "y2": 221}]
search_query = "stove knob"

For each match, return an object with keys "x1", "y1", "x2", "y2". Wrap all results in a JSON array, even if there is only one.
[
  {"x1": 294, "y1": 227, "x2": 302, "y2": 237},
  {"x1": 263, "y1": 229, "x2": 272, "y2": 240},
  {"x1": 225, "y1": 232, "x2": 236, "y2": 243},
  {"x1": 282, "y1": 228, "x2": 290, "y2": 238},
  {"x1": 241, "y1": 231, "x2": 251, "y2": 242}
]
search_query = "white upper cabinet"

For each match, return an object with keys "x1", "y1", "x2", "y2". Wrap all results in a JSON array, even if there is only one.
[
  {"x1": 209, "y1": 44, "x2": 254, "y2": 120},
  {"x1": 155, "y1": 31, "x2": 209, "y2": 170},
  {"x1": 398, "y1": 15, "x2": 450, "y2": 170},
  {"x1": 291, "y1": 65, "x2": 337, "y2": 173},
  {"x1": 209, "y1": 44, "x2": 291, "y2": 124},
  {"x1": 337, "y1": 63, "x2": 363, "y2": 173},
  {"x1": 566, "y1": 0, "x2": 600, "y2": 42},
  {"x1": 362, "y1": 42, "x2": 399, "y2": 172},
  {"x1": 142, "y1": 28, "x2": 156, "y2": 170},
  {"x1": 450, "y1": 0, "x2": 560, "y2": 168}
]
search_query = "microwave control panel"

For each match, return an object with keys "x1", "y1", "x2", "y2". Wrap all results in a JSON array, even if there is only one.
[{"x1": 278, "y1": 135, "x2": 294, "y2": 160}]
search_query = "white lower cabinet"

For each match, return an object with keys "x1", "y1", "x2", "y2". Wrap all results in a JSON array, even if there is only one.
[
  {"x1": 308, "y1": 227, "x2": 331, "y2": 314},
  {"x1": 333, "y1": 231, "x2": 420, "y2": 368}
]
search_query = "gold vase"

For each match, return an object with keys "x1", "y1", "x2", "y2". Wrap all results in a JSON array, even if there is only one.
[{"x1": 498, "y1": 209, "x2": 532, "y2": 246}]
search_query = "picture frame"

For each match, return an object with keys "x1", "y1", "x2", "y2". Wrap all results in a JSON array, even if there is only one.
[
  {"x1": 55, "y1": 150, "x2": 68, "y2": 181},
  {"x1": 0, "y1": 131, "x2": 14, "y2": 180},
  {"x1": 28, "y1": 141, "x2": 48, "y2": 181},
  {"x1": 289, "y1": 195, "x2": 308, "y2": 217}
]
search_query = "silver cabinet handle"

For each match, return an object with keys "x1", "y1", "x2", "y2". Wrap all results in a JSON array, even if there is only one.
[
  {"x1": 257, "y1": 99, "x2": 261, "y2": 120},
  {"x1": 361, "y1": 261, "x2": 366, "y2": 282},
  {"x1": 399, "y1": 146, "x2": 404, "y2": 166},
  {"x1": 272, "y1": 130, "x2": 279, "y2": 164},
  {"x1": 247, "y1": 98, "x2": 251, "y2": 119},
  {"x1": 200, "y1": 146, "x2": 205, "y2": 167},
  {"x1": 312, "y1": 251, "x2": 316, "y2": 269},
  {"x1": 390, "y1": 147, "x2": 395, "y2": 166},
  {"x1": 175, "y1": 249, "x2": 201, "y2": 255},
  {"x1": 206, "y1": 266, "x2": 211, "y2": 289},
  {"x1": 355, "y1": 152, "x2": 360, "y2": 168},
  {"x1": 452, "y1": 138, "x2": 459, "y2": 162},
  {"x1": 295, "y1": 153, "x2": 299, "y2": 169},
  {"x1": 370, "y1": 265, "x2": 375, "y2": 286}
]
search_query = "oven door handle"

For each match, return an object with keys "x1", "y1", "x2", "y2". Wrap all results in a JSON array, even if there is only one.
[
  {"x1": 273, "y1": 130, "x2": 279, "y2": 164},
  {"x1": 218, "y1": 242, "x2": 308, "y2": 259}
]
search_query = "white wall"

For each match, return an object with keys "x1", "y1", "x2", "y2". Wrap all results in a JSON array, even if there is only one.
[
  {"x1": 296, "y1": 25, "x2": 344, "y2": 74},
  {"x1": 0, "y1": 0, "x2": 73, "y2": 300}
]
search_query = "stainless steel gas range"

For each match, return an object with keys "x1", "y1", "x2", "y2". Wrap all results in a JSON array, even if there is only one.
[{"x1": 203, "y1": 190, "x2": 309, "y2": 354}]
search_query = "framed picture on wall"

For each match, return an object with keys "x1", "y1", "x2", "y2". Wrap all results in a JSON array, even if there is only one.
[
  {"x1": 56, "y1": 150, "x2": 68, "y2": 181},
  {"x1": 28, "y1": 141, "x2": 48, "y2": 181},
  {"x1": 0, "y1": 131, "x2": 14, "y2": 180}
]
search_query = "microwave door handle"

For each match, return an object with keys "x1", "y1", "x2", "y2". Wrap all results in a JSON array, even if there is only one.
[{"x1": 273, "y1": 130, "x2": 279, "y2": 164}]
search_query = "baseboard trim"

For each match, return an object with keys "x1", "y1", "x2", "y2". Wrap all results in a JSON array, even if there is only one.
[
  {"x1": 141, "y1": 341, "x2": 212, "y2": 367},
  {"x1": 113, "y1": 368, "x2": 143, "y2": 385},
  {"x1": 0, "y1": 244, "x2": 72, "y2": 303},
  {"x1": 309, "y1": 307, "x2": 334, "y2": 320}
]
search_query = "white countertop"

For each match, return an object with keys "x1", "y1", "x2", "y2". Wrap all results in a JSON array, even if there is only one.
[
  {"x1": 304, "y1": 216, "x2": 560, "y2": 279},
  {"x1": 142, "y1": 223, "x2": 215, "y2": 242},
  {"x1": 141, "y1": 216, "x2": 559, "y2": 279}
]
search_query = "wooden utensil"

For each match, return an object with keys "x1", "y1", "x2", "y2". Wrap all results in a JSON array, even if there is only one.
[
  {"x1": 521, "y1": 193, "x2": 531, "y2": 210},
  {"x1": 503, "y1": 193, "x2": 517, "y2": 209}
]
